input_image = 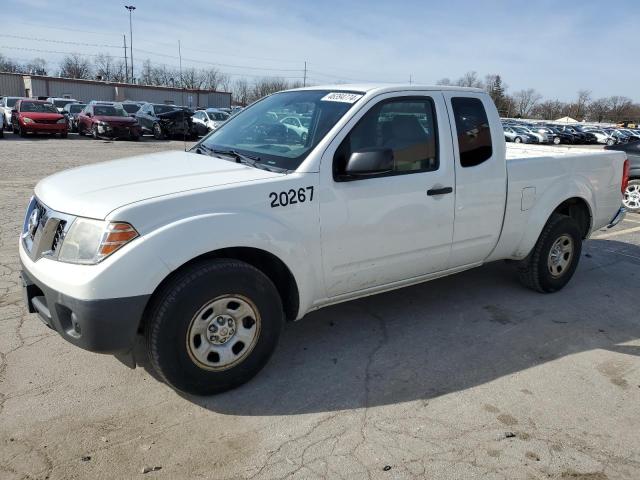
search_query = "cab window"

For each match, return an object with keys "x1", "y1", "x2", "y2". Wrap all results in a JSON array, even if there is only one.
[
  {"x1": 333, "y1": 97, "x2": 439, "y2": 180},
  {"x1": 451, "y1": 97, "x2": 493, "y2": 168}
]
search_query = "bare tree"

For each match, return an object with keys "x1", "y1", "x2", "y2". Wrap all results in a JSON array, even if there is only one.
[
  {"x1": 24, "y1": 57, "x2": 47, "y2": 75},
  {"x1": 94, "y1": 53, "x2": 119, "y2": 81},
  {"x1": 249, "y1": 77, "x2": 295, "y2": 103},
  {"x1": 0, "y1": 53, "x2": 21, "y2": 73},
  {"x1": 232, "y1": 78, "x2": 250, "y2": 106},
  {"x1": 532, "y1": 100, "x2": 566, "y2": 120},
  {"x1": 512, "y1": 88, "x2": 542, "y2": 118},
  {"x1": 572, "y1": 89, "x2": 591, "y2": 120},
  {"x1": 455, "y1": 71, "x2": 483, "y2": 88},
  {"x1": 58, "y1": 54, "x2": 92, "y2": 79},
  {"x1": 436, "y1": 77, "x2": 452, "y2": 86},
  {"x1": 588, "y1": 98, "x2": 610, "y2": 123},
  {"x1": 607, "y1": 96, "x2": 633, "y2": 123}
]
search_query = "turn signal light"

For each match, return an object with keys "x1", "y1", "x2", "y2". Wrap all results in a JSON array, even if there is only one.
[{"x1": 98, "y1": 223, "x2": 139, "y2": 257}]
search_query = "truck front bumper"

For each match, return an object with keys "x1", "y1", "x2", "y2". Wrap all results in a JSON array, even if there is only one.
[{"x1": 21, "y1": 265, "x2": 149, "y2": 354}]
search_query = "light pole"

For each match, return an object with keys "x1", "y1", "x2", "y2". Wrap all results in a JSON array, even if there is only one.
[{"x1": 125, "y1": 5, "x2": 136, "y2": 83}]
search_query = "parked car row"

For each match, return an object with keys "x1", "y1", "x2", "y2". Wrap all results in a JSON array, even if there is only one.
[
  {"x1": 0, "y1": 95, "x2": 237, "y2": 141},
  {"x1": 503, "y1": 119, "x2": 640, "y2": 146}
]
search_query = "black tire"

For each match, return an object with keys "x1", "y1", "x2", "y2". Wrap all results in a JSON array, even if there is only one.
[
  {"x1": 517, "y1": 213, "x2": 582, "y2": 293},
  {"x1": 514, "y1": 136, "x2": 522, "y2": 144},
  {"x1": 153, "y1": 123, "x2": 164, "y2": 140},
  {"x1": 145, "y1": 259, "x2": 284, "y2": 395},
  {"x1": 131, "y1": 134, "x2": 140, "y2": 141},
  {"x1": 16, "y1": 124, "x2": 27, "y2": 137},
  {"x1": 60, "y1": 132, "x2": 68, "y2": 139},
  {"x1": 92, "y1": 125, "x2": 99, "y2": 139},
  {"x1": 553, "y1": 136, "x2": 561, "y2": 145}
]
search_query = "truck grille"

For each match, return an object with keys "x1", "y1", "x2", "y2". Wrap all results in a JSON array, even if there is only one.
[
  {"x1": 22, "y1": 197, "x2": 75, "y2": 261},
  {"x1": 50, "y1": 220, "x2": 67, "y2": 252}
]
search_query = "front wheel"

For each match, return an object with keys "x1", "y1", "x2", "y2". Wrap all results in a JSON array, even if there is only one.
[
  {"x1": 92, "y1": 125, "x2": 99, "y2": 139},
  {"x1": 517, "y1": 213, "x2": 582, "y2": 293},
  {"x1": 553, "y1": 136, "x2": 561, "y2": 145},
  {"x1": 623, "y1": 180, "x2": 640, "y2": 212},
  {"x1": 145, "y1": 259, "x2": 284, "y2": 395},
  {"x1": 607, "y1": 138, "x2": 615, "y2": 146},
  {"x1": 514, "y1": 136, "x2": 522, "y2": 144}
]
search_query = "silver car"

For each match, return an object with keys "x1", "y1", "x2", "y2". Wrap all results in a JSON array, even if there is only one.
[
  {"x1": 0, "y1": 96, "x2": 24, "y2": 130},
  {"x1": 503, "y1": 126, "x2": 531, "y2": 144}
]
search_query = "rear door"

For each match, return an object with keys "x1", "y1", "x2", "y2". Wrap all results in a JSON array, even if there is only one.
[
  {"x1": 442, "y1": 93, "x2": 507, "y2": 267},
  {"x1": 320, "y1": 92, "x2": 455, "y2": 297}
]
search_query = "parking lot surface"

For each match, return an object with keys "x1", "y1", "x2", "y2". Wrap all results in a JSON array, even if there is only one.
[{"x1": 1, "y1": 136, "x2": 639, "y2": 479}]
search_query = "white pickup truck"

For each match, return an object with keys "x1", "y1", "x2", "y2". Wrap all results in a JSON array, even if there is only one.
[{"x1": 20, "y1": 84, "x2": 629, "y2": 395}]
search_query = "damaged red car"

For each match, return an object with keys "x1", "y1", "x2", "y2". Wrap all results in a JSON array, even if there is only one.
[{"x1": 77, "y1": 103, "x2": 142, "y2": 140}]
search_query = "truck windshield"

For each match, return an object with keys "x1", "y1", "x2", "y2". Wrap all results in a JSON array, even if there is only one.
[{"x1": 198, "y1": 90, "x2": 363, "y2": 171}]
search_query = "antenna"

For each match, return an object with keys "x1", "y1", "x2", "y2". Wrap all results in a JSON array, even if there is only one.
[{"x1": 179, "y1": 40, "x2": 187, "y2": 152}]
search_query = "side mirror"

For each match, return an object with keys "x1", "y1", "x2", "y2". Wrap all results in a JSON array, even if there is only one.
[
  {"x1": 86, "y1": 112, "x2": 92, "y2": 117},
  {"x1": 345, "y1": 148, "x2": 394, "y2": 177}
]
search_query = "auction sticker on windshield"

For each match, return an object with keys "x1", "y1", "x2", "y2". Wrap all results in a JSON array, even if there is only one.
[{"x1": 321, "y1": 92, "x2": 363, "y2": 103}]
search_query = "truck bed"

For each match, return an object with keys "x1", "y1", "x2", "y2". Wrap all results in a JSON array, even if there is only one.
[
  {"x1": 506, "y1": 143, "x2": 607, "y2": 160},
  {"x1": 487, "y1": 143, "x2": 626, "y2": 262}
]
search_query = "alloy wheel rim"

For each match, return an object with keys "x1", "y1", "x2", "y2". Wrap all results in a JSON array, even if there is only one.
[
  {"x1": 186, "y1": 295, "x2": 261, "y2": 371},
  {"x1": 548, "y1": 234, "x2": 574, "y2": 278},
  {"x1": 623, "y1": 184, "x2": 640, "y2": 210}
]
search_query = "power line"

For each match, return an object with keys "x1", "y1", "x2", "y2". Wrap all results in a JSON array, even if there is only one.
[
  {"x1": 0, "y1": 33, "x2": 120, "y2": 49},
  {"x1": 0, "y1": 45, "x2": 125, "y2": 58},
  {"x1": 133, "y1": 47, "x2": 303, "y2": 72}
]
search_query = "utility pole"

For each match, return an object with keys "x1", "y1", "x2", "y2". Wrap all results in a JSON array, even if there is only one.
[
  {"x1": 409, "y1": 74, "x2": 412, "y2": 84},
  {"x1": 123, "y1": 34, "x2": 128, "y2": 83},
  {"x1": 125, "y1": 5, "x2": 136, "y2": 83},
  {"x1": 303, "y1": 61, "x2": 307, "y2": 87}
]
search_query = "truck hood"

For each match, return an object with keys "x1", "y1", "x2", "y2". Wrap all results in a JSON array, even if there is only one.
[{"x1": 35, "y1": 150, "x2": 282, "y2": 219}]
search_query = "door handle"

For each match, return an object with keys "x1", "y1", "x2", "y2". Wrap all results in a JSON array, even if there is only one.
[{"x1": 427, "y1": 187, "x2": 453, "y2": 196}]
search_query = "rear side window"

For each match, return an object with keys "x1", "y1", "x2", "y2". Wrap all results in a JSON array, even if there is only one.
[{"x1": 451, "y1": 97, "x2": 492, "y2": 167}]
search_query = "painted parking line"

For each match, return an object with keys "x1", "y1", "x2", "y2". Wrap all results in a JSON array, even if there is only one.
[{"x1": 594, "y1": 225, "x2": 640, "y2": 240}]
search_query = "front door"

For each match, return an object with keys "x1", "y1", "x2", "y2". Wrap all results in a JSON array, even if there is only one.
[{"x1": 320, "y1": 93, "x2": 455, "y2": 297}]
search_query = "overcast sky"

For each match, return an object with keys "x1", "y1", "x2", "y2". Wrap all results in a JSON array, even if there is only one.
[{"x1": 3, "y1": 0, "x2": 639, "y2": 102}]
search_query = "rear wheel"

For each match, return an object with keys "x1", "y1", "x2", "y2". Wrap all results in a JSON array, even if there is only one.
[
  {"x1": 145, "y1": 259, "x2": 284, "y2": 395},
  {"x1": 517, "y1": 213, "x2": 582, "y2": 293},
  {"x1": 623, "y1": 180, "x2": 640, "y2": 212}
]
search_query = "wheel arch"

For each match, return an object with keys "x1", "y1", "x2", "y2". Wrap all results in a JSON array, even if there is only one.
[
  {"x1": 139, "y1": 246, "x2": 300, "y2": 334},
  {"x1": 551, "y1": 197, "x2": 592, "y2": 238}
]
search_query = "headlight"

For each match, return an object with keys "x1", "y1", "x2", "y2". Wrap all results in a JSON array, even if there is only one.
[
  {"x1": 57, "y1": 218, "x2": 139, "y2": 265},
  {"x1": 56, "y1": 118, "x2": 66, "y2": 124},
  {"x1": 23, "y1": 117, "x2": 34, "y2": 124}
]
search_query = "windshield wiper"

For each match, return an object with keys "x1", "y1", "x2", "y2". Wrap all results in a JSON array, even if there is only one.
[
  {"x1": 193, "y1": 145, "x2": 288, "y2": 173},
  {"x1": 212, "y1": 149, "x2": 261, "y2": 165}
]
